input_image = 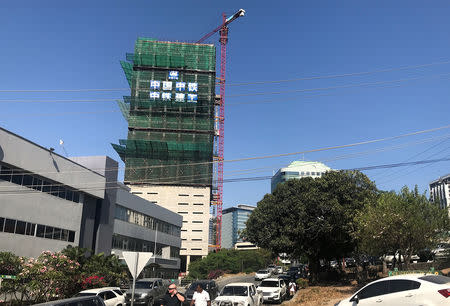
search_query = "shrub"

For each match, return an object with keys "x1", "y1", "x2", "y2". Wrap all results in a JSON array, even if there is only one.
[
  {"x1": 296, "y1": 278, "x2": 309, "y2": 289},
  {"x1": 207, "y1": 269, "x2": 224, "y2": 279},
  {"x1": 244, "y1": 267, "x2": 253, "y2": 274}
]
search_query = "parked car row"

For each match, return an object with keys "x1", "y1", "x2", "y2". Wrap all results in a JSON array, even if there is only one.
[
  {"x1": 336, "y1": 274, "x2": 450, "y2": 305},
  {"x1": 213, "y1": 283, "x2": 263, "y2": 306}
]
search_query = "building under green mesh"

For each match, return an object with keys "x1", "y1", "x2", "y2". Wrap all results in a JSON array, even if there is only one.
[{"x1": 112, "y1": 38, "x2": 216, "y2": 186}]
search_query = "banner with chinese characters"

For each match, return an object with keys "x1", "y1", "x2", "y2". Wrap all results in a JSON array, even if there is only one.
[{"x1": 149, "y1": 70, "x2": 198, "y2": 103}]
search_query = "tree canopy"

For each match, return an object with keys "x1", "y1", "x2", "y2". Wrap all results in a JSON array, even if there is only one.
[
  {"x1": 243, "y1": 170, "x2": 378, "y2": 282},
  {"x1": 357, "y1": 186, "x2": 450, "y2": 267}
]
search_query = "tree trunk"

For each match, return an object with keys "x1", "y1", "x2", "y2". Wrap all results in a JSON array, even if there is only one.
[{"x1": 308, "y1": 255, "x2": 320, "y2": 285}]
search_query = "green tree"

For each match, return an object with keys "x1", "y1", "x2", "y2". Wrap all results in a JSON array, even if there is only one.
[
  {"x1": 243, "y1": 170, "x2": 378, "y2": 283},
  {"x1": 187, "y1": 249, "x2": 272, "y2": 279},
  {"x1": 357, "y1": 186, "x2": 450, "y2": 269}
]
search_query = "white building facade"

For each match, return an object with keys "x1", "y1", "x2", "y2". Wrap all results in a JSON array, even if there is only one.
[
  {"x1": 430, "y1": 173, "x2": 450, "y2": 212},
  {"x1": 271, "y1": 161, "x2": 332, "y2": 192},
  {"x1": 127, "y1": 185, "x2": 210, "y2": 272}
]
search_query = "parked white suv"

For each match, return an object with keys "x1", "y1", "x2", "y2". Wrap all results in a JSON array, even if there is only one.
[
  {"x1": 213, "y1": 283, "x2": 263, "y2": 306},
  {"x1": 336, "y1": 274, "x2": 450, "y2": 305},
  {"x1": 76, "y1": 287, "x2": 125, "y2": 306},
  {"x1": 257, "y1": 278, "x2": 287, "y2": 303}
]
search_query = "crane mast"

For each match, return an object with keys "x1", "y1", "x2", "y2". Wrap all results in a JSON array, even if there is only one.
[{"x1": 197, "y1": 9, "x2": 245, "y2": 250}]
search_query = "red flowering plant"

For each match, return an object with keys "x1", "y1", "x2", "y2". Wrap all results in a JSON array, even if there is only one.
[{"x1": 80, "y1": 275, "x2": 107, "y2": 290}]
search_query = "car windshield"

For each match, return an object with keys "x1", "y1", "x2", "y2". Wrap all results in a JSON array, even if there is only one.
[
  {"x1": 257, "y1": 270, "x2": 268, "y2": 274},
  {"x1": 419, "y1": 275, "x2": 450, "y2": 284},
  {"x1": 135, "y1": 281, "x2": 153, "y2": 289},
  {"x1": 260, "y1": 281, "x2": 279, "y2": 287},
  {"x1": 76, "y1": 293, "x2": 97, "y2": 297},
  {"x1": 221, "y1": 286, "x2": 248, "y2": 297},
  {"x1": 189, "y1": 282, "x2": 208, "y2": 290}
]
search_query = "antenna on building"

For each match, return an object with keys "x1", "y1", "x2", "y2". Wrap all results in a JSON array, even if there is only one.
[{"x1": 59, "y1": 139, "x2": 69, "y2": 157}]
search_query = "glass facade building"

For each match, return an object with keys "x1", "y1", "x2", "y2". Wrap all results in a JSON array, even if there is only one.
[{"x1": 221, "y1": 205, "x2": 256, "y2": 249}]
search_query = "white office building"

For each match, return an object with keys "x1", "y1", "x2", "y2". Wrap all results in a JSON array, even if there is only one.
[
  {"x1": 430, "y1": 173, "x2": 450, "y2": 212},
  {"x1": 271, "y1": 161, "x2": 332, "y2": 192}
]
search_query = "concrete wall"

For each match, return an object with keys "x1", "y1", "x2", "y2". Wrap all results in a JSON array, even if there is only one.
[
  {"x1": 127, "y1": 185, "x2": 210, "y2": 257},
  {"x1": 0, "y1": 180, "x2": 81, "y2": 257},
  {"x1": 70, "y1": 156, "x2": 118, "y2": 255}
]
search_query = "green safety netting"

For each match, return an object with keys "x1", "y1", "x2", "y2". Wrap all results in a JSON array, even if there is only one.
[{"x1": 112, "y1": 38, "x2": 216, "y2": 186}]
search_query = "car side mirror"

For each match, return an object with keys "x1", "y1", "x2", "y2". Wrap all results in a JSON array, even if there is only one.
[{"x1": 350, "y1": 295, "x2": 359, "y2": 304}]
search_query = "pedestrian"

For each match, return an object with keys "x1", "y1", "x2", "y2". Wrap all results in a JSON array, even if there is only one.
[
  {"x1": 288, "y1": 280, "x2": 297, "y2": 297},
  {"x1": 161, "y1": 283, "x2": 186, "y2": 306},
  {"x1": 190, "y1": 284, "x2": 211, "y2": 306}
]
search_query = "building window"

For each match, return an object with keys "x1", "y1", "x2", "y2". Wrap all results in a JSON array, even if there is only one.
[
  {"x1": 192, "y1": 229, "x2": 203, "y2": 232},
  {"x1": 181, "y1": 229, "x2": 187, "y2": 232},
  {"x1": 15, "y1": 220, "x2": 26, "y2": 235},
  {"x1": 114, "y1": 205, "x2": 181, "y2": 237},
  {"x1": 193, "y1": 195, "x2": 204, "y2": 197},
  {"x1": 178, "y1": 212, "x2": 188, "y2": 215},
  {"x1": 191, "y1": 248, "x2": 202, "y2": 251},
  {"x1": 192, "y1": 221, "x2": 203, "y2": 223},
  {"x1": 132, "y1": 192, "x2": 143, "y2": 195},
  {"x1": 147, "y1": 192, "x2": 158, "y2": 195},
  {"x1": 36, "y1": 224, "x2": 45, "y2": 237},
  {"x1": 4, "y1": 219, "x2": 15, "y2": 233},
  {"x1": 178, "y1": 203, "x2": 189, "y2": 206},
  {"x1": 1, "y1": 217, "x2": 74, "y2": 242},
  {"x1": 192, "y1": 239, "x2": 202, "y2": 241},
  {"x1": 193, "y1": 212, "x2": 203, "y2": 215},
  {"x1": 193, "y1": 203, "x2": 204, "y2": 206},
  {"x1": 178, "y1": 194, "x2": 189, "y2": 197},
  {"x1": 0, "y1": 163, "x2": 81, "y2": 204}
]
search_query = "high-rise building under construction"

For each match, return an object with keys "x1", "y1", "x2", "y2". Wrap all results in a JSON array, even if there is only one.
[{"x1": 112, "y1": 38, "x2": 216, "y2": 271}]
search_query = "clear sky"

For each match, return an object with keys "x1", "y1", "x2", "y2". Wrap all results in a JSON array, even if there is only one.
[{"x1": 1, "y1": 0, "x2": 450, "y2": 208}]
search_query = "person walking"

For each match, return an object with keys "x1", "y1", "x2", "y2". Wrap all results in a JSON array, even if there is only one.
[
  {"x1": 190, "y1": 284, "x2": 210, "y2": 306},
  {"x1": 161, "y1": 283, "x2": 186, "y2": 306},
  {"x1": 288, "y1": 280, "x2": 297, "y2": 297}
]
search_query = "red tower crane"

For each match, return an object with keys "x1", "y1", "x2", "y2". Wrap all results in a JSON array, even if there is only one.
[{"x1": 197, "y1": 9, "x2": 245, "y2": 249}]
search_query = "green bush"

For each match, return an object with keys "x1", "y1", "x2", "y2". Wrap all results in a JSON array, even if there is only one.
[{"x1": 296, "y1": 278, "x2": 309, "y2": 289}]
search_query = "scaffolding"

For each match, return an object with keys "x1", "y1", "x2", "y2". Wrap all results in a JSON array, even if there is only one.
[{"x1": 112, "y1": 38, "x2": 216, "y2": 187}]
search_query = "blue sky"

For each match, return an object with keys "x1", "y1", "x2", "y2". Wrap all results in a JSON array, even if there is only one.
[{"x1": 1, "y1": 0, "x2": 450, "y2": 208}]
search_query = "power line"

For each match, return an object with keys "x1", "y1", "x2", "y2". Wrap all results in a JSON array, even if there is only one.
[
  {"x1": 225, "y1": 60, "x2": 450, "y2": 86},
  {"x1": 226, "y1": 72, "x2": 450, "y2": 98},
  {"x1": 2, "y1": 59, "x2": 450, "y2": 93},
  {"x1": 370, "y1": 136, "x2": 450, "y2": 180},
  {"x1": 1, "y1": 123, "x2": 449, "y2": 179},
  {"x1": 2, "y1": 156, "x2": 450, "y2": 195},
  {"x1": 4, "y1": 131, "x2": 449, "y2": 180},
  {"x1": 2, "y1": 128, "x2": 450, "y2": 192},
  {"x1": 2, "y1": 72, "x2": 450, "y2": 104}
]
